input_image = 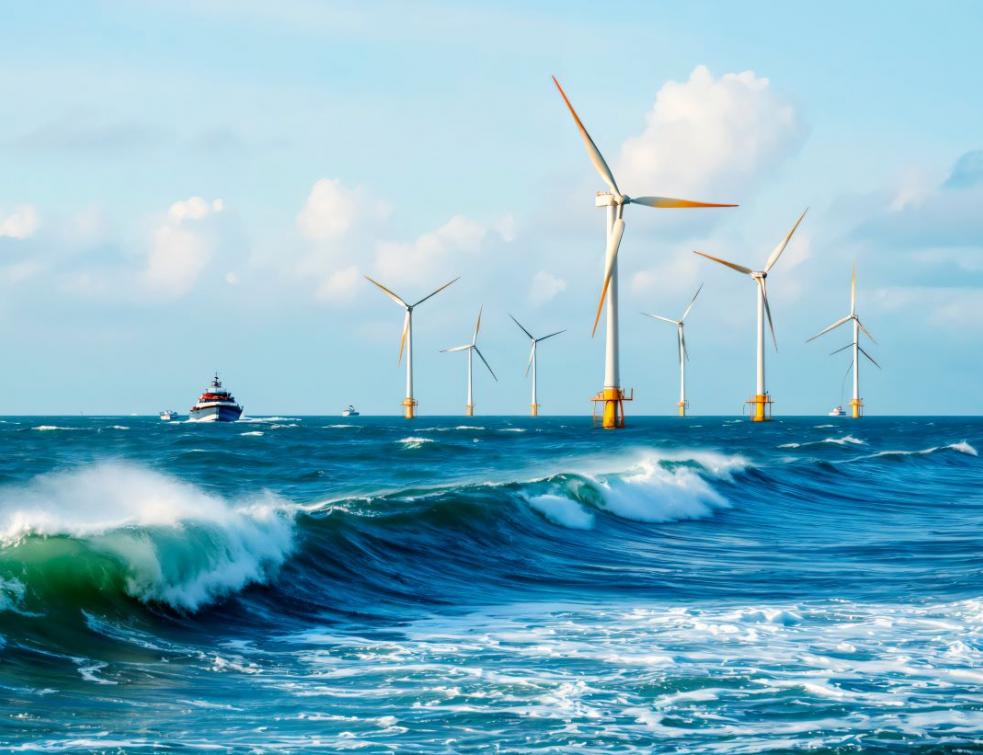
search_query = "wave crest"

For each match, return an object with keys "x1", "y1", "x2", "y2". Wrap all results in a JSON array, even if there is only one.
[{"x1": 0, "y1": 463, "x2": 295, "y2": 612}]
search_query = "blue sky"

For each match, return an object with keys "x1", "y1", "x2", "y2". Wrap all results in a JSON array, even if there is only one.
[{"x1": 1, "y1": 1, "x2": 981, "y2": 415}]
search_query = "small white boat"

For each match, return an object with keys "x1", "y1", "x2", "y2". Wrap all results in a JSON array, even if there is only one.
[
  {"x1": 342, "y1": 405, "x2": 360, "y2": 417},
  {"x1": 159, "y1": 410, "x2": 179, "y2": 421},
  {"x1": 828, "y1": 406, "x2": 846, "y2": 417}
]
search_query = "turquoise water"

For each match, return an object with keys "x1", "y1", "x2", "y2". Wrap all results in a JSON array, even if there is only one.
[{"x1": 0, "y1": 416, "x2": 981, "y2": 751}]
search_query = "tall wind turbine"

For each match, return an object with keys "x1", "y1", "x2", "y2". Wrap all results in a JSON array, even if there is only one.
[
  {"x1": 642, "y1": 284, "x2": 702, "y2": 416},
  {"x1": 552, "y1": 76, "x2": 736, "y2": 429},
  {"x1": 365, "y1": 275, "x2": 459, "y2": 419},
  {"x1": 694, "y1": 209, "x2": 808, "y2": 422},
  {"x1": 442, "y1": 306, "x2": 497, "y2": 416},
  {"x1": 807, "y1": 265, "x2": 879, "y2": 418},
  {"x1": 509, "y1": 314, "x2": 565, "y2": 416}
]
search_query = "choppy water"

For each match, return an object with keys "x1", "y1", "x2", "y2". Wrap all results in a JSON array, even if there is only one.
[{"x1": 0, "y1": 416, "x2": 981, "y2": 752}]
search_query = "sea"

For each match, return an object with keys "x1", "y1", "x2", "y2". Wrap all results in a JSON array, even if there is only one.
[{"x1": 0, "y1": 415, "x2": 980, "y2": 752}]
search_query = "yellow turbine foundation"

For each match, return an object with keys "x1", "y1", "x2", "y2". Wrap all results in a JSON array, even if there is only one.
[
  {"x1": 465, "y1": 404, "x2": 474, "y2": 417},
  {"x1": 402, "y1": 398, "x2": 417, "y2": 419},
  {"x1": 678, "y1": 401, "x2": 687, "y2": 417},
  {"x1": 850, "y1": 398, "x2": 863, "y2": 419},
  {"x1": 592, "y1": 387, "x2": 631, "y2": 429},
  {"x1": 748, "y1": 394, "x2": 773, "y2": 423},
  {"x1": 530, "y1": 404, "x2": 539, "y2": 417}
]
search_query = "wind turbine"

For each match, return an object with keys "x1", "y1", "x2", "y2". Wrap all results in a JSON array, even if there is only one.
[
  {"x1": 552, "y1": 76, "x2": 736, "y2": 429},
  {"x1": 442, "y1": 306, "x2": 497, "y2": 416},
  {"x1": 509, "y1": 314, "x2": 565, "y2": 416},
  {"x1": 642, "y1": 284, "x2": 702, "y2": 416},
  {"x1": 807, "y1": 265, "x2": 879, "y2": 418},
  {"x1": 693, "y1": 209, "x2": 808, "y2": 422},
  {"x1": 365, "y1": 275, "x2": 459, "y2": 418}
]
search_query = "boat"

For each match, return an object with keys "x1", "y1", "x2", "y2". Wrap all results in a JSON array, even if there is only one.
[
  {"x1": 159, "y1": 410, "x2": 179, "y2": 421},
  {"x1": 188, "y1": 374, "x2": 243, "y2": 423},
  {"x1": 828, "y1": 406, "x2": 846, "y2": 417},
  {"x1": 342, "y1": 404, "x2": 360, "y2": 417}
]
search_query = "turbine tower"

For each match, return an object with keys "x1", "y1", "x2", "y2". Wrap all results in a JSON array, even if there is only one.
[
  {"x1": 694, "y1": 209, "x2": 807, "y2": 422},
  {"x1": 442, "y1": 306, "x2": 497, "y2": 416},
  {"x1": 365, "y1": 275, "x2": 459, "y2": 419},
  {"x1": 552, "y1": 76, "x2": 736, "y2": 429},
  {"x1": 642, "y1": 284, "x2": 702, "y2": 416},
  {"x1": 509, "y1": 314, "x2": 565, "y2": 416},
  {"x1": 807, "y1": 265, "x2": 879, "y2": 418}
]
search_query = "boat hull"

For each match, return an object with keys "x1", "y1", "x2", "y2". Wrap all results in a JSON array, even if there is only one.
[{"x1": 188, "y1": 404, "x2": 243, "y2": 423}]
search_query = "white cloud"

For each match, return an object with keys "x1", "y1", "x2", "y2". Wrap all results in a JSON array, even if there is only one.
[
  {"x1": 297, "y1": 179, "x2": 386, "y2": 241},
  {"x1": 373, "y1": 215, "x2": 489, "y2": 286},
  {"x1": 616, "y1": 66, "x2": 804, "y2": 198},
  {"x1": 316, "y1": 264, "x2": 361, "y2": 304},
  {"x1": 529, "y1": 270, "x2": 567, "y2": 306},
  {"x1": 143, "y1": 196, "x2": 225, "y2": 297},
  {"x1": 0, "y1": 205, "x2": 40, "y2": 239}
]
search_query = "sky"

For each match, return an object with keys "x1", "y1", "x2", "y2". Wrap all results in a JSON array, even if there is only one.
[{"x1": 1, "y1": 1, "x2": 982, "y2": 415}]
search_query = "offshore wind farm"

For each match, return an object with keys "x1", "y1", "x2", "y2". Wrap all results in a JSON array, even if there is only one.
[{"x1": 1, "y1": 4, "x2": 982, "y2": 753}]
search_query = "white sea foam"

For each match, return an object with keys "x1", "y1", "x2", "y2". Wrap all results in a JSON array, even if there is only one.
[
  {"x1": 498, "y1": 428, "x2": 526, "y2": 433},
  {"x1": 526, "y1": 494, "x2": 595, "y2": 530},
  {"x1": 454, "y1": 425, "x2": 484, "y2": 431},
  {"x1": 397, "y1": 437, "x2": 434, "y2": 449},
  {"x1": 325, "y1": 424, "x2": 355, "y2": 429},
  {"x1": 597, "y1": 457, "x2": 729, "y2": 523},
  {"x1": 240, "y1": 431, "x2": 264, "y2": 437},
  {"x1": 949, "y1": 441, "x2": 978, "y2": 456},
  {"x1": 780, "y1": 434, "x2": 866, "y2": 449},
  {"x1": 0, "y1": 463, "x2": 295, "y2": 611},
  {"x1": 31, "y1": 425, "x2": 78, "y2": 432}
]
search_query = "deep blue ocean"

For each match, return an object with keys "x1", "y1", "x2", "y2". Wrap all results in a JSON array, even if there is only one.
[{"x1": 0, "y1": 415, "x2": 981, "y2": 752}]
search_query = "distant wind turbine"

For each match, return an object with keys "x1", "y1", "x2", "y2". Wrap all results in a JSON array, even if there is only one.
[
  {"x1": 509, "y1": 314, "x2": 565, "y2": 416},
  {"x1": 642, "y1": 283, "x2": 702, "y2": 416},
  {"x1": 365, "y1": 275, "x2": 459, "y2": 418},
  {"x1": 551, "y1": 76, "x2": 736, "y2": 429},
  {"x1": 694, "y1": 209, "x2": 808, "y2": 422},
  {"x1": 807, "y1": 265, "x2": 879, "y2": 418},
  {"x1": 442, "y1": 306, "x2": 497, "y2": 417}
]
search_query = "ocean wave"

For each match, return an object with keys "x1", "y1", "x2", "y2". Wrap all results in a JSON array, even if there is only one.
[
  {"x1": 0, "y1": 463, "x2": 295, "y2": 612},
  {"x1": 31, "y1": 425, "x2": 80, "y2": 432},
  {"x1": 860, "y1": 441, "x2": 978, "y2": 460},
  {"x1": 779, "y1": 434, "x2": 866, "y2": 449},
  {"x1": 397, "y1": 437, "x2": 435, "y2": 449},
  {"x1": 240, "y1": 431, "x2": 264, "y2": 437}
]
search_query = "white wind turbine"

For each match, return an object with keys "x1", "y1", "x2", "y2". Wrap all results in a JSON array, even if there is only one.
[
  {"x1": 365, "y1": 275, "x2": 459, "y2": 419},
  {"x1": 642, "y1": 284, "x2": 702, "y2": 417},
  {"x1": 552, "y1": 76, "x2": 736, "y2": 429},
  {"x1": 807, "y1": 265, "x2": 879, "y2": 418},
  {"x1": 442, "y1": 306, "x2": 497, "y2": 417},
  {"x1": 693, "y1": 209, "x2": 808, "y2": 422},
  {"x1": 509, "y1": 314, "x2": 565, "y2": 416}
]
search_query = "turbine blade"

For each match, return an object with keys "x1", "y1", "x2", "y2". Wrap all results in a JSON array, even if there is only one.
[
  {"x1": 472, "y1": 305, "x2": 483, "y2": 345},
  {"x1": 829, "y1": 343, "x2": 852, "y2": 356},
  {"x1": 509, "y1": 313, "x2": 534, "y2": 340},
  {"x1": 857, "y1": 318, "x2": 877, "y2": 344},
  {"x1": 807, "y1": 314, "x2": 852, "y2": 342},
  {"x1": 474, "y1": 346, "x2": 497, "y2": 381},
  {"x1": 591, "y1": 217, "x2": 626, "y2": 337},
  {"x1": 764, "y1": 207, "x2": 808, "y2": 273},
  {"x1": 365, "y1": 275, "x2": 408, "y2": 308},
  {"x1": 442, "y1": 344, "x2": 472, "y2": 353},
  {"x1": 761, "y1": 279, "x2": 778, "y2": 351},
  {"x1": 525, "y1": 343, "x2": 535, "y2": 377},
  {"x1": 630, "y1": 196, "x2": 737, "y2": 209},
  {"x1": 680, "y1": 328, "x2": 689, "y2": 363},
  {"x1": 680, "y1": 282, "x2": 703, "y2": 321},
  {"x1": 693, "y1": 251, "x2": 753, "y2": 276},
  {"x1": 536, "y1": 329, "x2": 566, "y2": 342},
  {"x1": 851, "y1": 263, "x2": 857, "y2": 316},
  {"x1": 413, "y1": 277, "x2": 460, "y2": 307},
  {"x1": 643, "y1": 313, "x2": 679, "y2": 326},
  {"x1": 398, "y1": 311, "x2": 409, "y2": 365},
  {"x1": 844, "y1": 358, "x2": 855, "y2": 382},
  {"x1": 858, "y1": 344, "x2": 881, "y2": 369},
  {"x1": 551, "y1": 76, "x2": 620, "y2": 196}
]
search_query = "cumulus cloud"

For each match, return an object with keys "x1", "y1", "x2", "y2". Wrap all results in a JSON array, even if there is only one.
[
  {"x1": 374, "y1": 215, "x2": 489, "y2": 285},
  {"x1": 316, "y1": 264, "x2": 361, "y2": 304},
  {"x1": 143, "y1": 196, "x2": 225, "y2": 297},
  {"x1": 529, "y1": 270, "x2": 567, "y2": 306},
  {"x1": 296, "y1": 179, "x2": 386, "y2": 241},
  {"x1": 616, "y1": 65, "x2": 804, "y2": 199},
  {"x1": 0, "y1": 206, "x2": 40, "y2": 239}
]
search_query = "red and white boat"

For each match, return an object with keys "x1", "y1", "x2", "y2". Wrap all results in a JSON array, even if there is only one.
[{"x1": 188, "y1": 374, "x2": 243, "y2": 422}]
